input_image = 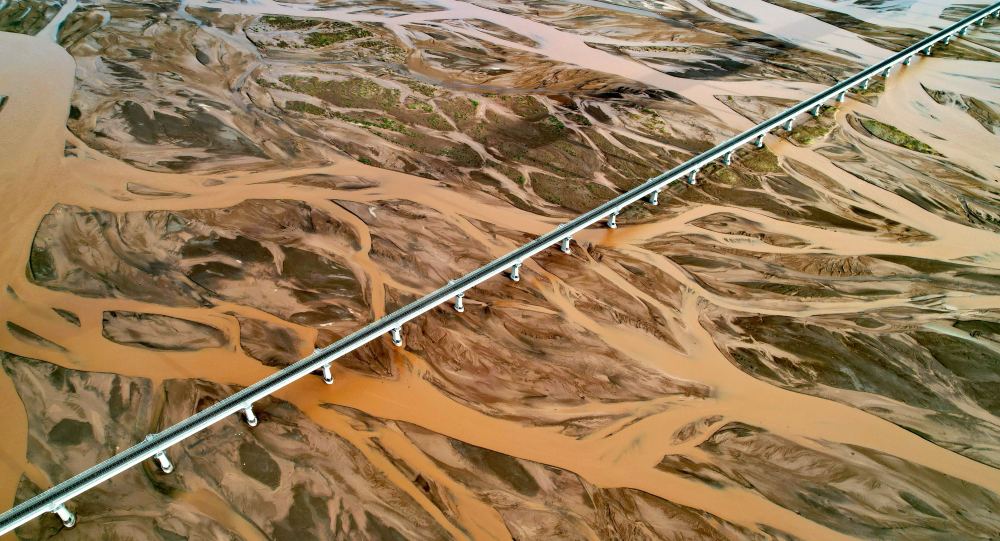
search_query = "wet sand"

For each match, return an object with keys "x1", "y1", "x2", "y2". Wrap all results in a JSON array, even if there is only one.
[{"x1": 1, "y1": 0, "x2": 1000, "y2": 539}]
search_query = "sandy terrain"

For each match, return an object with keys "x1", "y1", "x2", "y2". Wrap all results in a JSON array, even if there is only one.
[{"x1": 1, "y1": 0, "x2": 1000, "y2": 539}]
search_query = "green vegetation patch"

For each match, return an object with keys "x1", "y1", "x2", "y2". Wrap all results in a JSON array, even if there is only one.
[
  {"x1": 790, "y1": 106, "x2": 837, "y2": 146},
  {"x1": 404, "y1": 97, "x2": 433, "y2": 113},
  {"x1": 438, "y1": 97, "x2": 476, "y2": 125},
  {"x1": 707, "y1": 164, "x2": 761, "y2": 188},
  {"x1": 356, "y1": 39, "x2": 406, "y2": 61},
  {"x1": 260, "y1": 15, "x2": 322, "y2": 30},
  {"x1": 406, "y1": 80, "x2": 436, "y2": 97},
  {"x1": 280, "y1": 75, "x2": 400, "y2": 110},
  {"x1": 859, "y1": 117, "x2": 938, "y2": 154},
  {"x1": 740, "y1": 147, "x2": 782, "y2": 173},
  {"x1": 499, "y1": 95, "x2": 548, "y2": 120},
  {"x1": 531, "y1": 174, "x2": 617, "y2": 213},
  {"x1": 852, "y1": 78, "x2": 885, "y2": 97},
  {"x1": 438, "y1": 144, "x2": 483, "y2": 168},
  {"x1": 332, "y1": 112, "x2": 412, "y2": 135},
  {"x1": 304, "y1": 25, "x2": 372, "y2": 47},
  {"x1": 285, "y1": 100, "x2": 327, "y2": 116}
]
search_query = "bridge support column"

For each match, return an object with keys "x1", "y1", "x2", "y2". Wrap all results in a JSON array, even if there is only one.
[
  {"x1": 783, "y1": 118, "x2": 793, "y2": 131},
  {"x1": 754, "y1": 134, "x2": 765, "y2": 148},
  {"x1": 960, "y1": 26, "x2": 969, "y2": 35},
  {"x1": 152, "y1": 451, "x2": 174, "y2": 474},
  {"x1": 943, "y1": 36, "x2": 951, "y2": 45},
  {"x1": 903, "y1": 56, "x2": 912, "y2": 66},
  {"x1": 924, "y1": 45, "x2": 933, "y2": 55},
  {"x1": 509, "y1": 261, "x2": 521, "y2": 282},
  {"x1": 811, "y1": 104, "x2": 821, "y2": 117},
  {"x1": 978, "y1": 17, "x2": 985, "y2": 26},
  {"x1": 859, "y1": 79, "x2": 870, "y2": 90},
  {"x1": 390, "y1": 326, "x2": 403, "y2": 346},
  {"x1": 560, "y1": 237, "x2": 572, "y2": 254},
  {"x1": 322, "y1": 363, "x2": 334, "y2": 385},
  {"x1": 723, "y1": 151, "x2": 733, "y2": 166},
  {"x1": 647, "y1": 189, "x2": 659, "y2": 205},
  {"x1": 454, "y1": 292, "x2": 465, "y2": 312},
  {"x1": 243, "y1": 405, "x2": 258, "y2": 427},
  {"x1": 607, "y1": 210, "x2": 618, "y2": 229},
  {"x1": 686, "y1": 170, "x2": 698, "y2": 185},
  {"x1": 836, "y1": 91, "x2": 846, "y2": 103},
  {"x1": 52, "y1": 504, "x2": 76, "y2": 528},
  {"x1": 882, "y1": 66, "x2": 892, "y2": 77}
]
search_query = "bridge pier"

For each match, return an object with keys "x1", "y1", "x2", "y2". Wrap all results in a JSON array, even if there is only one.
[
  {"x1": 322, "y1": 363, "x2": 334, "y2": 385},
  {"x1": 607, "y1": 210, "x2": 618, "y2": 229},
  {"x1": 647, "y1": 189, "x2": 659, "y2": 205},
  {"x1": 810, "y1": 104, "x2": 821, "y2": 117},
  {"x1": 943, "y1": 35, "x2": 951, "y2": 45},
  {"x1": 836, "y1": 91, "x2": 846, "y2": 103},
  {"x1": 882, "y1": 66, "x2": 892, "y2": 77},
  {"x1": 52, "y1": 504, "x2": 75, "y2": 528},
  {"x1": 961, "y1": 26, "x2": 969, "y2": 35},
  {"x1": 859, "y1": 78, "x2": 870, "y2": 90},
  {"x1": 243, "y1": 405, "x2": 258, "y2": 427},
  {"x1": 686, "y1": 170, "x2": 698, "y2": 185},
  {"x1": 924, "y1": 45, "x2": 933, "y2": 55},
  {"x1": 783, "y1": 118, "x2": 793, "y2": 131},
  {"x1": 390, "y1": 326, "x2": 403, "y2": 346},
  {"x1": 723, "y1": 151, "x2": 733, "y2": 166},
  {"x1": 754, "y1": 133, "x2": 765, "y2": 148},
  {"x1": 509, "y1": 261, "x2": 521, "y2": 282},
  {"x1": 152, "y1": 451, "x2": 174, "y2": 474},
  {"x1": 454, "y1": 292, "x2": 465, "y2": 312},
  {"x1": 903, "y1": 56, "x2": 912, "y2": 66},
  {"x1": 560, "y1": 237, "x2": 572, "y2": 254}
]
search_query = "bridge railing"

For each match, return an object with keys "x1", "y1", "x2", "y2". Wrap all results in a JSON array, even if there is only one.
[{"x1": 1, "y1": 2, "x2": 997, "y2": 534}]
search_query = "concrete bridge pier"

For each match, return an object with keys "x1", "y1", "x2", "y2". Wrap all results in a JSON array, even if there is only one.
[
  {"x1": 961, "y1": 26, "x2": 969, "y2": 35},
  {"x1": 607, "y1": 210, "x2": 619, "y2": 229},
  {"x1": 859, "y1": 78, "x2": 870, "y2": 90},
  {"x1": 810, "y1": 104, "x2": 821, "y2": 116},
  {"x1": 783, "y1": 118, "x2": 794, "y2": 131},
  {"x1": 903, "y1": 56, "x2": 913, "y2": 65},
  {"x1": 882, "y1": 66, "x2": 892, "y2": 77},
  {"x1": 390, "y1": 326, "x2": 403, "y2": 346},
  {"x1": 509, "y1": 261, "x2": 522, "y2": 282},
  {"x1": 723, "y1": 151, "x2": 734, "y2": 165},
  {"x1": 453, "y1": 292, "x2": 465, "y2": 312},
  {"x1": 152, "y1": 451, "x2": 174, "y2": 474},
  {"x1": 754, "y1": 133, "x2": 765, "y2": 148},
  {"x1": 687, "y1": 170, "x2": 698, "y2": 185},
  {"x1": 648, "y1": 189, "x2": 659, "y2": 205},
  {"x1": 242, "y1": 405, "x2": 258, "y2": 427},
  {"x1": 51, "y1": 505, "x2": 75, "y2": 528},
  {"x1": 943, "y1": 35, "x2": 951, "y2": 45},
  {"x1": 560, "y1": 237, "x2": 572, "y2": 254},
  {"x1": 837, "y1": 91, "x2": 846, "y2": 103},
  {"x1": 322, "y1": 364, "x2": 334, "y2": 385},
  {"x1": 924, "y1": 45, "x2": 933, "y2": 55}
]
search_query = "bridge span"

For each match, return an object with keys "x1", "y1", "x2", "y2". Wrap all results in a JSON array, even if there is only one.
[{"x1": 1, "y1": 2, "x2": 999, "y2": 534}]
